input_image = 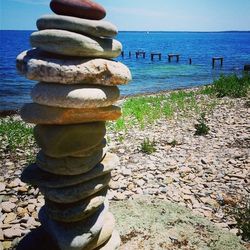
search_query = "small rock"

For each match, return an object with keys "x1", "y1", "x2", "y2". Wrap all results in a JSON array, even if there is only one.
[
  {"x1": 0, "y1": 229, "x2": 4, "y2": 240},
  {"x1": 4, "y1": 213, "x2": 17, "y2": 224},
  {"x1": 3, "y1": 228, "x2": 22, "y2": 238},
  {"x1": 0, "y1": 183, "x2": 5, "y2": 192},
  {"x1": 1, "y1": 202, "x2": 16, "y2": 213},
  {"x1": 2, "y1": 241, "x2": 12, "y2": 250}
]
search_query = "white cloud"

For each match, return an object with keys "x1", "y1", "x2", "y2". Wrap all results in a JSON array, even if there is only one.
[{"x1": 10, "y1": 0, "x2": 48, "y2": 5}]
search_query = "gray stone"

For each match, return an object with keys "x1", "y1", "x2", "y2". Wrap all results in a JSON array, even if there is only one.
[
  {"x1": 22, "y1": 153, "x2": 119, "y2": 188},
  {"x1": 34, "y1": 122, "x2": 106, "y2": 158},
  {"x1": 31, "y1": 83, "x2": 120, "y2": 109},
  {"x1": 30, "y1": 30, "x2": 122, "y2": 58},
  {"x1": 36, "y1": 149, "x2": 107, "y2": 176},
  {"x1": 16, "y1": 49, "x2": 131, "y2": 85},
  {"x1": 37, "y1": 15, "x2": 117, "y2": 38},
  {"x1": 39, "y1": 202, "x2": 109, "y2": 250},
  {"x1": 21, "y1": 103, "x2": 121, "y2": 125},
  {"x1": 96, "y1": 230, "x2": 120, "y2": 250},
  {"x1": 84, "y1": 212, "x2": 115, "y2": 250},
  {"x1": 45, "y1": 190, "x2": 107, "y2": 222},
  {"x1": 40, "y1": 173, "x2": 111, "y2": 203}
]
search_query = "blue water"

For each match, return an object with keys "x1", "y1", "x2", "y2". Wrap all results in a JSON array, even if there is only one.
[{"x1": 0, "y1": 30, "x2": 250, "y2": 111}]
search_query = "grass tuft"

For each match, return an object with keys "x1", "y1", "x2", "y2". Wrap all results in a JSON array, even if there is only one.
[{"x1": 140, "y1": 138, "x2": 156, "y2": 154}]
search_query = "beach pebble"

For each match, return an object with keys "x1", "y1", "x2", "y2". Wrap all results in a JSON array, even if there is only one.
[
  {"x1": 96, "y1": 230, "x2": 121, "y2": 250},
  {"x1": 30, "y1": 30, "x2": 122, "y2": 58},
  {"x1": 16, "y1": 49, "x2": 131, "y2": 85},
  {"x1": 40, "y1": 173, "x2": 111, "y2": 203},
  {"x1": 36, "y1": 149, "x2": 106, "y2": 176},
  {"x1": 22, "y1": 153, "x2": 119, "y2": 188},
  {"x1": 50, "y1": 0, "x2": 106, "y2": 20},
  {"x1": 21, "y1": 103, "x2": 121, "y2": 125},
  {"x1": 31, "y1": 83, "x2": 120, "y2": 109},
  {"x1": 34, "y1": 122, "x2": 106, "y2": 158},
  {"x1": 37, "y1": 15, "x2": 117, "y2": 38},
  {"x1": 45, "y1": 191, "x2": 107, "y2": 222}
]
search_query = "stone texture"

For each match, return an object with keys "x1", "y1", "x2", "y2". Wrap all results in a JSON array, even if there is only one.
[
  {"x1": 31, "y1": 83, "x2": 120, "y2": 109},
  {"x1": 40, "y1": 173, "x2": 111, "y2": 203},
  {"x1": 96, "y1": 230, "x2": 120, "y2": 250},
  {"x1": 36, "y1": 149, "x2": 106, "y2": 176},
  {"x1": 39, "y1": 202, "x2": 108, "y2": 250},
  {"x1": 84, "y1": 212, "x2": 115, "y2": 249},
  {"x1": 37, "y1": 15, "x2": 117, "y2": 38},
  {"x1": 50, "y1": 0, "x2": 106, "y2": 20},
  {"x1": 21, "y1": 103, "x2": 121, "y2": 125},
  {"x1": 16, "y1": 49, "x2": 131, "y2": 85},
  {"x1": 34, "y1": 122, "x2": 106, "y2": 158},
  {"x1": 22, "y1": 153, "x2": 119, "y2": 188},
  {"x1": 45, "y1": 190, "x2": 108, "y2": 222},
  {"x1": 30, "y1": 30, "x2": 122, "y2": 58}
]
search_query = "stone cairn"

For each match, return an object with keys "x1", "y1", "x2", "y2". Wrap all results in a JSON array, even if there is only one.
[{"x1": 16, "y1": 0, "x2": 131, "y2": 249}]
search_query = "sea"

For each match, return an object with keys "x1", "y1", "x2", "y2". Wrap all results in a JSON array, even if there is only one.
[{"x1": 0, "y1": 30, "x2": 250, "y2": 111}]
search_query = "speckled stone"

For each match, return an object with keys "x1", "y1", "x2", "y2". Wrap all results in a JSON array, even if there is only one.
[
  {"x1": 36, "y1": 148, "x2": 107, "y2": 176},
  {"x1": 45, "y1": 190, "x2": 108, "y2": 222},
  {"x1": 30, "y1": 30, "x2": 122, "y2": 58},
  {"x1": 21, "y1": 103, "x2": 121, "y2": 125},
  {"x1": 34, "y1": 122, "x2": 106, "y2": 158},
  {"x1": 37, "y1": 15, "x2": 117, "y2": 38},
  {"x1": 31, "y1": 83, "x2": 120, "y2": 109},
  {"x1": 16, "y1": 49, "x2": 131, "y2": 85},
  {"x1": 22, "y1": 153, "x2": 119, "y2": 188},
  {"x1": 50, "y1": 0, "x2": 106, "y2": 20},
  {"x1": 40, "y1": 173, "x2": 111, "y2": 203}
]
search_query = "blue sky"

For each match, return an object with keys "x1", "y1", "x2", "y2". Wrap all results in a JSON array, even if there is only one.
[{"x1": 1, "y1": 0, "x2": 250, "y2": 31}]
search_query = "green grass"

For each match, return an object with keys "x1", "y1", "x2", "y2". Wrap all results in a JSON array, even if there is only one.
[
  {"x1": 0, "y1": 117, "x2": 34, "y2": 152},
  {"x1": 140, "y1": 138, "x2": 156, "y2": 154},
  {"x1": 201, "y1": 74, "x2": 250, "y2": 98}
]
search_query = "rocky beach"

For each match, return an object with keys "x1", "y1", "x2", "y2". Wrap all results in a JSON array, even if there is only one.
[{"x1": 0, "y1": 86, "x2": 249, "y2": 249}]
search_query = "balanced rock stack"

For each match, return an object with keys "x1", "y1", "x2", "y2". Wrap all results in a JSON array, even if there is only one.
[{"x1": 16, "y1": 0, "x2": 131, "y2": 249}]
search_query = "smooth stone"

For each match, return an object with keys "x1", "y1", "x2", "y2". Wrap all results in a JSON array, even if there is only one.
[
  {"x1": 96, "y1": 230, "x2": 121, "y2": 250},
  {"x1": 22, "y1": 153, "x2": 119, "y2": 188},
  {"x1": 16, "y1": 49, "x2": 131, "y2": 85},
  {"x1": 40, "y1": 173, "x2": 111, "y2": 203},
  {"x1": 39, "y1": 202, "x2": 108, "y2": 250},
  {"x1": 84, "y1": 212, "x2": 115, "y2": 250},
  {"x1": 45, "y1": 190, "x2": 108, "y2": 222},
  {"x1": 30, "y1": 30, "x2": 122, "y2": 58},
  {"x1": 31, "y1": 83, "x2": 120, "y2": 109},
  {"x1": 37, "y1": 15, "x2": 117, "y2": 38},
  {"x1": 36, "y1": 149, "x2": 106, "y2": 176},
  {"x1": 21, "y1": 103, "x2": 121, "y2": 125},
  {"x1": 34, "y1": 122, "x2": 106, "y2": 158},
  {"x1": 50, "y1": 0, "x2": 106, "y2": 20}
]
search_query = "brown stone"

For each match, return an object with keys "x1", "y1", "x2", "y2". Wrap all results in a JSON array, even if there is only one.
[
  {"x1": 50, "y1": 0, "x2": 106, "y2": 20},
  {"x1": 21, "y1": 103, "x2": 121, "y2": 125}
]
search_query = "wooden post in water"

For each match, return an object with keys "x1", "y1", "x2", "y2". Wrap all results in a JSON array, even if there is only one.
[
  {"x1": 121, "y1": 51, "x2": 124, "y2": 58},
  {"x1": 168, "y1": 54, "x2": 180, "y2": 62},
  {"x1": 136, "y1": 51, "x2": 146, "y2": 59},
  {"x1": 212, "y1": 57, "x2": 224, "y2": 68},
  {"x1": 129, "y1": 51, "x2": 132, "y2": 58},
  {"x1": 189, "y1": 58, "x2": 192, "y2": 65},
  {"x1": 151, "y1": 53, "x2": 162, "y2": 61}
]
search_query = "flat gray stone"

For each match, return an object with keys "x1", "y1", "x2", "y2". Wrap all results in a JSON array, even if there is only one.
[
  {"x1": 31, "y1": 83, "x2": 120, "y2": 108},
  {"x1": 21, "y1": 103, "x2": 121, "y2": 125},
  {"x1": 37, "y1": 15, "x2": 117, "y2": 38},
  {"x1": 39, "y1": 202, "x2": 109, "y2": 250},
  {"x1": 36, "y1": 148, "x2": 107, "y2": 176},
  {"x1": 34, "y1": 122, "x2": 106, "y2": 158},
  {"x1": 16, "y1": 49, "x2": 131, "y2": 85},
  {"x1": 30, "y1": 30, "x2": 122, "y2": 58},
  {"x1": 45, "y1": 190, "x2": 108, "y2": 222},
  {"x1": 22, "y1": 153, "x2": 119, "y2": 188},
  {"x1": 40, "y1": 173, "x2": 111, "y2": 203},
  {"x1": 96, "y1": 230, "x2": 120, "y2": 250}
]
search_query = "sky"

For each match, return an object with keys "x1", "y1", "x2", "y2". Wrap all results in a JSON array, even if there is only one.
[{"x1": 1, "y1": 0, "x2": 250, "y2": 31}]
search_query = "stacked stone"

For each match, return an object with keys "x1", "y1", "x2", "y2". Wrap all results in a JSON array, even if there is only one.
[{"x1": 16, "y1": 0, "x2": 131, "y2": 249}]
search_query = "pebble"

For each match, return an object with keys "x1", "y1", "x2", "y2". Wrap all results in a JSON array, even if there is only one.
[{"x1": 1, "y1": 202, "x2": 16, "y2": 213}]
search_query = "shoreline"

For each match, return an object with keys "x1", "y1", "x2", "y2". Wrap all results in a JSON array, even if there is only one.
[{"x1": 0, "y1": 84, "x2": 208, "y2": 118}]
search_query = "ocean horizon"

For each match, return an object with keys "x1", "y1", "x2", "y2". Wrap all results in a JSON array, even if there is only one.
[{"x1": 0, "y1": 30, "x2": 250, "y2": 111}]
